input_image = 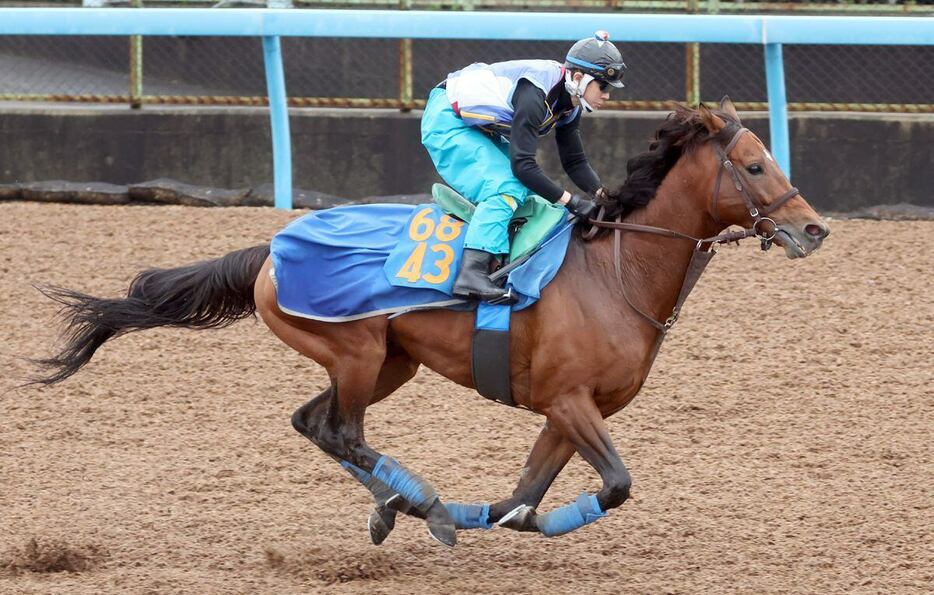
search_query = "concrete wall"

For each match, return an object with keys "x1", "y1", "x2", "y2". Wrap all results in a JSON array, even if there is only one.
[{"x1": 1, "y1": 103, "x2": 931, "y2": 211}]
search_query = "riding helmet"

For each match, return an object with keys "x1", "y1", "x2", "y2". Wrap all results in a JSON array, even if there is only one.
[{"x1": 564, "y1": 31, "x2": 626, "y2": 88}]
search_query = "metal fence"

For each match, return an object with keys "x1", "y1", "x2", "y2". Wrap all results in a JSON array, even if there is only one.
[{"x1": 1, "y1": 0, "x2": 932, "y2": 111}]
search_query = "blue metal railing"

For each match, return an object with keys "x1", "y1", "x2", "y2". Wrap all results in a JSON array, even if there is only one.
[
  {"x1": 261, "y1": 35, "x2": 292, "y2": 209},
  {"x1": 2, "y1": 8, "x2": 932, "y2": 208}
]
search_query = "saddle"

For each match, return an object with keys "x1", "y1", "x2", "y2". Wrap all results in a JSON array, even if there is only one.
[
  {"x1": 429, "y1": 184, "x2": 570, "y2": 408},
  {"x1": 430, "y1": 184, "x2": 567, "y2": 262}
]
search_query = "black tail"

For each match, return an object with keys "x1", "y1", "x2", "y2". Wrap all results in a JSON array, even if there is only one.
[{"x1": 33, "y1": 244, "x2": 271, "y2": 386}]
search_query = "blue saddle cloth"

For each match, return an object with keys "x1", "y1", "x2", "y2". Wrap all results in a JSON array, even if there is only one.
[{"x1": 269, "y1": 203, "x2": 572, "y2": 322}]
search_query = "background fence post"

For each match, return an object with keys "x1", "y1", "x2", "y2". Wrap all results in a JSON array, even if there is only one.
[
  {"x1": 764, "y1": 42, "x2": 791, "y2": 178},
  {"x1": 129, "y1": 0, "x2": 142, "y2": 109},
  {"x1": 399, "y1": 0, "x2": 413, "y2": 112},
  {"x1": 262, "y1": 35, "x2": 293, "y2": 210},
  {"x1": 685, "y1": 0, "x2": 700, "y2": 106}
]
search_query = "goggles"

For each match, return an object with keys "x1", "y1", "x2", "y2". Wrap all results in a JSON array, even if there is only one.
[{"x1": 598, "y1": 63, "x2": 626, "y2": 88}]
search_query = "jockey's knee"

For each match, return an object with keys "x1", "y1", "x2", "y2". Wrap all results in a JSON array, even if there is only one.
[
  {"x1": 479, "y1": 192, "x2": 523, "y2": 214},
  {"x1": 466, "y1": 193, "x2": 524, "y2": 254}
]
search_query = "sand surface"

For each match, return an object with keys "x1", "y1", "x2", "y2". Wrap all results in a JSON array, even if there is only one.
[{"x1": 1, "y1": 203, "x2": 930, "y2": 594}]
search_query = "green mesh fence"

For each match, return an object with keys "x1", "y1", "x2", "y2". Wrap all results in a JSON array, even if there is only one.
[{"x1": 1, "y1": 0, "x2": 931, "y2": 111}]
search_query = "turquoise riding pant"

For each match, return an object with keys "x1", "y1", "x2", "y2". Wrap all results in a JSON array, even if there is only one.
[{"x1": 421, "y1": 87, "x2": 530, "y2": 255}]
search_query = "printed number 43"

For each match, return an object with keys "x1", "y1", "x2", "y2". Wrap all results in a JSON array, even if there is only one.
[{"x1": 397, "y1": 208, "x2": 464, "y2": 284}]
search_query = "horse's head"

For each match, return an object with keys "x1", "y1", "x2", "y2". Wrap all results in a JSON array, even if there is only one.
[{"x1": 698, "y1": 97, "x2": 830, "y2": 258}]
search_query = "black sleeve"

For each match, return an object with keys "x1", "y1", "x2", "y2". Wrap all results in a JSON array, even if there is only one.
[
  {"x1": 508, "y1": 80, "x2": 565, "y2": 203},
  {"x1": 555, "y1": 111, "x2": 602, "y2": 194}
]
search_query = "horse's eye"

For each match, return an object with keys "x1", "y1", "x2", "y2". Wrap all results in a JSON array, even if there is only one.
[{"x1": 746, "y1": 164, "x2": 764, "y2": 175}]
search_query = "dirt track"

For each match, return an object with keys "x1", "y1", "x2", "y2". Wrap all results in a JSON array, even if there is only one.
[{"x1": 1, "y1": 203, "x2": 931, "y2": 594}]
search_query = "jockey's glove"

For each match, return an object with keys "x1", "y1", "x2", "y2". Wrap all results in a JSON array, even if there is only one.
[{"x1": 566, "y1": 194, "x2": 599, "y2": 221}]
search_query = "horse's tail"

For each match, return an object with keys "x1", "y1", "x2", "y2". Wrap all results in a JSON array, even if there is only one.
[{"x1": 33, "y1": 244, "x2": 271, "y2": 386}]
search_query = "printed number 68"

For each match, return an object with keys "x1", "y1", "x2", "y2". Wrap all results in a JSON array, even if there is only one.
[{"x1": 409, "y1": 208, "x2": 464, "y2": 242}]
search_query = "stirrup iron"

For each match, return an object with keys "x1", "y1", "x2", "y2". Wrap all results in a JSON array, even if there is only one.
[{"x1": 488, "y1": 286, "x2": 516, "y2": 306}]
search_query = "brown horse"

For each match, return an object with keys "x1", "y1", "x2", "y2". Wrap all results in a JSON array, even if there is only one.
[{"x1": 35, "y1": 98, "x2": 828, "y2": 547}]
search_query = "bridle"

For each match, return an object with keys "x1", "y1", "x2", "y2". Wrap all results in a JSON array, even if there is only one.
[
  {"x1": 711, "y1": 125, "x2": 799, "y2": 249},
  {"x1": 583, "y1": 124, "x2": 800, "y2": 336}
]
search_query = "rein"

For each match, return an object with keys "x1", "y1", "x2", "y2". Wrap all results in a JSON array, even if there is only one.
[
  {"x1": 583, "y1": 125, "x2": 798, "y2": 335},
  {"x1": 592, "y1": 216, "x2": 754, "y2": 334}
]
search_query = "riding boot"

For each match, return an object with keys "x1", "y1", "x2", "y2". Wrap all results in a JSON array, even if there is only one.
[{"x1": 452, "y1": 248, "x2": 510, "y2": 302}]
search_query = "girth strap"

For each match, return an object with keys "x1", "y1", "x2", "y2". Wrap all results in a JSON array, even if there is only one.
[{"x1": 471, "y1": 302, "x2": 515, "y2": 407}]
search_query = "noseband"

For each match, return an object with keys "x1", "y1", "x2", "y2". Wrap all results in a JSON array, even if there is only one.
[{"x1": 582, "y1": 123, "x2": 801, "y2": 336}]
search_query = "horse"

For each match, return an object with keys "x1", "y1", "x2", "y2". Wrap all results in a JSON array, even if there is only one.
[{"x1": 34, "y1": 97, "x2": 829, "y2": 547}]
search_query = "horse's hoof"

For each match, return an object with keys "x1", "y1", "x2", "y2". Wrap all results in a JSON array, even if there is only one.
[
  {"x1": 497, "y1": 504, "x2": 538, "y2": 532},
  {"x1": 367, "y1": 504, "x2": 397, "y2": 546},
  {"x1": 427, "y1": 523, "x2": 457, "y2": 547},
  {"x1": 425, "y1": 499, "x2": 457, "y2": 547},
  {"x1": 384, "y1": 493, "x2": 410, "y2": 514}
]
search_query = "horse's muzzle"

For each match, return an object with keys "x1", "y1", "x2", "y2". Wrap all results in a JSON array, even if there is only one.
[{"x1": 774, "y1": 219, "x2": 830, "y2": 259}]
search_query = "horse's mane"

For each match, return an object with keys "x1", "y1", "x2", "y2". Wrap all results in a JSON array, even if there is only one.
[{"x1": 595, "y1": 103, "x2": 739, "y2": 223}]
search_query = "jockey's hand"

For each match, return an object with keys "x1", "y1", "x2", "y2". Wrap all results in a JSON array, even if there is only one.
[{"x1": 566, "y1": 194, "x2": 599, "y2": 221}]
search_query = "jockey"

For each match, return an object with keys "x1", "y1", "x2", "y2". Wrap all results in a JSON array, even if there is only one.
[{"x1": 421, "y1": 31, "x2": 626, "y2": 302}]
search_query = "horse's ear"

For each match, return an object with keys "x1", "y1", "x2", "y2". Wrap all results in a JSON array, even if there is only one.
[
  {"x1": 698, "y1": 103, "x2": 727, "y2": 134},
  {"x1": 719, "y1": 95, "x2": 740, "y2": 122}
]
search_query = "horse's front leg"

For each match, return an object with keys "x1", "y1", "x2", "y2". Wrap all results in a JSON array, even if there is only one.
[
  {"x1": 400, "y1": 420, "x2": 575, "y2": 533},
  {"x1": 490, "y1": 421, "x2": 576, "y2": 532},
  {"x1": 510, "y1": 387, "x2": 631, "y2": 537}
]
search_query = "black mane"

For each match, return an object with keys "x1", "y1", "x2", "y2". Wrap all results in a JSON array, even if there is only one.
[{"x1": 596, "y1": 104, "x2": 739, "y2": 222}]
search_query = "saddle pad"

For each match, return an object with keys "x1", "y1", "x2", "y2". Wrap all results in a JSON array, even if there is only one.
[
  {"x1": 383, "y1": 204, "x2": 468, "y2": 294},
  {"x1": 431, "y1": 184, "x2": 568, "y2": 261},
  {"x1": 269, "y1": 203, "x2": 573, "y2": 322}
]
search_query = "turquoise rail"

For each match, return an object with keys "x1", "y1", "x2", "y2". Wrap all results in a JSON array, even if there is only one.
[{"x1": 2, "y1": 8, "x2": 932, "y2": 208}]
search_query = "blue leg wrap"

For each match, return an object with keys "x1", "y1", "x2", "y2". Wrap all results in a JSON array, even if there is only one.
[
  {"x1": 371, "y1": 456, "x2": 437, "y2": 511},
  {"x1": 444, "y1": 502, "x2": 493, "y2": 530},
  {"x1": 536, "y1": 492, "x2": 607, "y2": 537},
  {"x1": 340, "y1": 459, "x2": 373, "y2": 483},
  {"x1": 339, "y1": 459, "x2": 398, "y2": 503}
]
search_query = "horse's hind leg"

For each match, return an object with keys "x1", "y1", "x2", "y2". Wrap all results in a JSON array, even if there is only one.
[
  {"x1": 291, "y1": 350, "x2": 421, "y2": 544},
  {"x1": 263, "y1": 314, "x2": 456, "y2": 545},
  {"x1": 316, "y1": 331, "x2": 457, "y2": 545},
  {"x1": 254, "y1": 261, "x2": 454, "y2": 544},
  {"x1": 291, "y1": 386, "x2": 402, "y2": 544}
]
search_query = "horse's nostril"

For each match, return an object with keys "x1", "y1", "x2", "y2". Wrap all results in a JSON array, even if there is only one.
[{"x1": 805, "y1": 224, "x2": 827, "y2": 238}]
